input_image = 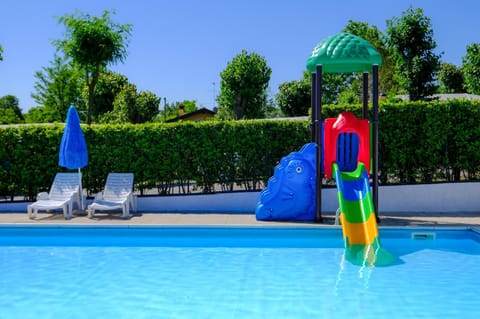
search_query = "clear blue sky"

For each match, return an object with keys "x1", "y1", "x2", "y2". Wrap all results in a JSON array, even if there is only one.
[{"x1": 0, "y1": 0, "x2": 479, "y2": 112}]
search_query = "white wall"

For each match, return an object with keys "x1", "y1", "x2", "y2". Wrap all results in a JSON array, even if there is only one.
[
  {"x1": 138, "y1": 192, "x2": 260, "y2": 213},
  {"x1": 378, "y1": 183, "x2": 480, "y2": 213},
  {"x1": 2, "y1": 183, "x2": 480, "y2": 214}
]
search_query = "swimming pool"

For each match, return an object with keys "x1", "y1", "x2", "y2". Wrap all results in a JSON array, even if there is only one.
[{"x1": 0, "y1": 226, "x2": 479, "y2": 319}]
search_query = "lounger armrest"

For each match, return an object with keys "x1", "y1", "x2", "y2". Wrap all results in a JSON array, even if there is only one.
[{"x1": 37, "y1": 192, "x2": 49, "y2": 200}]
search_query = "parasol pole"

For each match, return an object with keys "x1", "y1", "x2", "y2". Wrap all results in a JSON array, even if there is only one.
[{"x1": 78, "y1": 168, "x2": 84, "y2": 210}]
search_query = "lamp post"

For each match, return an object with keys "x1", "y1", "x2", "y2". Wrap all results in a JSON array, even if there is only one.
[
  {"x1": 212, "y1": 81, "x2": 216, "y2": 109},
  {"x1": 163, "y1": 97, "x2": 167, "y2": 122}
]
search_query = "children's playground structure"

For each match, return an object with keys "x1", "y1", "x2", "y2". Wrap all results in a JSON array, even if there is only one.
[{"x1": 256, "y1": 33, "x2": 394, "y2": 266}]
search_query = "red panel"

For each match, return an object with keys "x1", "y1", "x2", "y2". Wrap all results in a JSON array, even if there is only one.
[{"x1": 323, "y1": 112, "x2": 370, "y2": 178}]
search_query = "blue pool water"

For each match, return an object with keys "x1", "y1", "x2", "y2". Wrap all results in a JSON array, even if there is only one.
[{"x1": 0, "y1": 226, "x2": 479, "y2": 319}]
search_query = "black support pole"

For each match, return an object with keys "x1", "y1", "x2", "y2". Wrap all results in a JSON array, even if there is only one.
[
  {"x1": 311, "y1": 73, "x2": 317, "y2": 142},
  {"x1": 362, "y1": 72, "x2": 369, "y2": 119},
  {"x1": 372, "y1": 65, "x2": 380, "y2": 222},
  {"x1": 315, "y1": 65, "x2": 323, "y2": 223}
]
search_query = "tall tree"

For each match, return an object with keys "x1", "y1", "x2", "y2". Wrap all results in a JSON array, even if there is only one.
[
  {"x1": 0, "y1": 44, "x2": 3, "y2": 61},
  {"x1": 438, "y1": 63, "x2": 464, "y2": 93},
  {"x1": 386, "y1": 7, "x2": 441, "y2": 101},
  {"x1": 462, "y1": 43, "x2": 480, "y2": 94},
  {"x1": 56, "y1": 10, "x2": 132, "y2": 124},
  {"x1": 31, "y1": 55, "x2": 84, "y2": 122},
  {"x1": 217, "y1": 50, "x2": 271, "y2": 120}
]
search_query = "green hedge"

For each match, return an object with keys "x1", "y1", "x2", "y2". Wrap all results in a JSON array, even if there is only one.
[
  {"x1": 0, "y1": 120, "x2": 310, "y2": 200},
  {"x1": 2, "y1": 100, "x2": 480, "y2": 200},
  {"x1": 378, "y1": 100, "x2": 480, "y2": 184}
]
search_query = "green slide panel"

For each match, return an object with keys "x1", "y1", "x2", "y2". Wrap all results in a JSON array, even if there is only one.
[{"x1": 333, "y1": 163, "x2": 396, "y2": 267}]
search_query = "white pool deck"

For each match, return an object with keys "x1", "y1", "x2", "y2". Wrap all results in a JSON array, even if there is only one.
[{"x1": 0, "y1": 211, "x2": 479, "y2": 228}]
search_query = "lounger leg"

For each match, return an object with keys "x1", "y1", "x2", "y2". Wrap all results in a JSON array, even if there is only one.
[
  {"x1": 27, "y1": 205, "x2": 33, "y2": 219},
  {"x1": 122, "y1": 203, "x2": 131, "y2": 219},
  {"x1": 63, "y1": 204, "x2": 71, "y2": 220},
  {"x1": 129, "y1": 195, "x2": 137, "y2": 213},
  {"x1": 87, "y1": 207, "x2": 95, "y2": 219}
]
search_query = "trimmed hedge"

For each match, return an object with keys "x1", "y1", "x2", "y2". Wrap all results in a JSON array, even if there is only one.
[
  {"x1": 379, "y1": 100, "x2": 480, "y2": 184},
  {"x1": 0, "y1": 120, "x2": 310, "y2": 200},
  {"x1": 2, "y1": 100, "x2": 480, "y2": 200}
]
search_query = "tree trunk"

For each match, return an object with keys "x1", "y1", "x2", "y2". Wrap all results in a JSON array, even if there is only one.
[
  {"x1": 87, "y1": 83, "x2": 94, "y2": 125},
  {"x1": 86, "y1": 65, "x2": 100, "y2": 125},
  {"x1": 234, "y1": 95, "x2": 245, "y2": 120}
]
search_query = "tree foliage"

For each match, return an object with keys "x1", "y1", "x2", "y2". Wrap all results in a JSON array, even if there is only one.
[
  {"x1": 133, "y1": 91, "x2": 161, "y2": 123},
  {"x1": 0, "y1": 95, "x2": 24, "y2": 123},
  {"x1": 103, "y1": 84, "x2": 160, "y2": 124},
  {"x1": 276, "y1": 73, "x2": 310, "y2": 117},
  {"x1": 0, "y1": 44, "x2": 3, "y2": 61},
  {"x1": 31, "y1": 55, "x2": 84, "y2": 122},
  {"x1": 318, "y1": 73, "x2": 352, "y2": 105},
  {"x1": 24, "y1": 106, "x2": 53, "y2": 124},
  {"x1": 343, "y1": 20, "x2": 399, "y2": 95},
  {"x1": 91, "y1": 71, "x2": 129, "y2": 119},
  {"x1": 275, "y1": 71, "x2": 354, "y2": 115},
  {"x1": 438, "y1": 63, "x2": 464, "y2": 93},
  {"x1": 56, "y1": 10, "x2": 132, "y2": 124},
  {"x1": 386, "y1": 6, "x2": 441, "y2": 101},
  {"x1": 462, "y1": 43, "x2": 480, "y2": 94},
  {"x1": 103, "y1": 83, "x2": 137, "y2": 123},
  {"x1": 217, "y1": 50, "x2": 271, "y2": 120},
  {"x1": 0, "y1": 108, "x2": 23, "y2": 124}
]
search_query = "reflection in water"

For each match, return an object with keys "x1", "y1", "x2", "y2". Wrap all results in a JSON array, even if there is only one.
[{"x1": 344, "y1": 239, "x2": 398, "y2": 267}]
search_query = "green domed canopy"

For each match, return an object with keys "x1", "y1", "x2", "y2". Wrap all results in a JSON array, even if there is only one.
[{"x1": 306, "y1": 33, "x2": 382, "y2": 74}]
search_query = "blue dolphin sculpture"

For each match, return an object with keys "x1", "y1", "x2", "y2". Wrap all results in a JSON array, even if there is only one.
[{"x1": 255, "y1": 143, "x2": 317, "y2": 221}]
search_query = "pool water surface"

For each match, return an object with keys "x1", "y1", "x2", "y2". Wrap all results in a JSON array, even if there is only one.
[{"x1": 0, "y1": 226, "x2": 479, "y2": 319}]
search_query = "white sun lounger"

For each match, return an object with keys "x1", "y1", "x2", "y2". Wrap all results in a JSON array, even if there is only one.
[
  {"x1": 87, "y1": 173, "x2": 135, "y2": 219},
  {"x1": 27, "y1": 173, "x2": 81, "y2": 219}
]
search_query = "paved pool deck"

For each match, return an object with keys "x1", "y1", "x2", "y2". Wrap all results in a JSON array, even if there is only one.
[{"x1": 0, "y1": 211, "x2": 479, "y2": 228}]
